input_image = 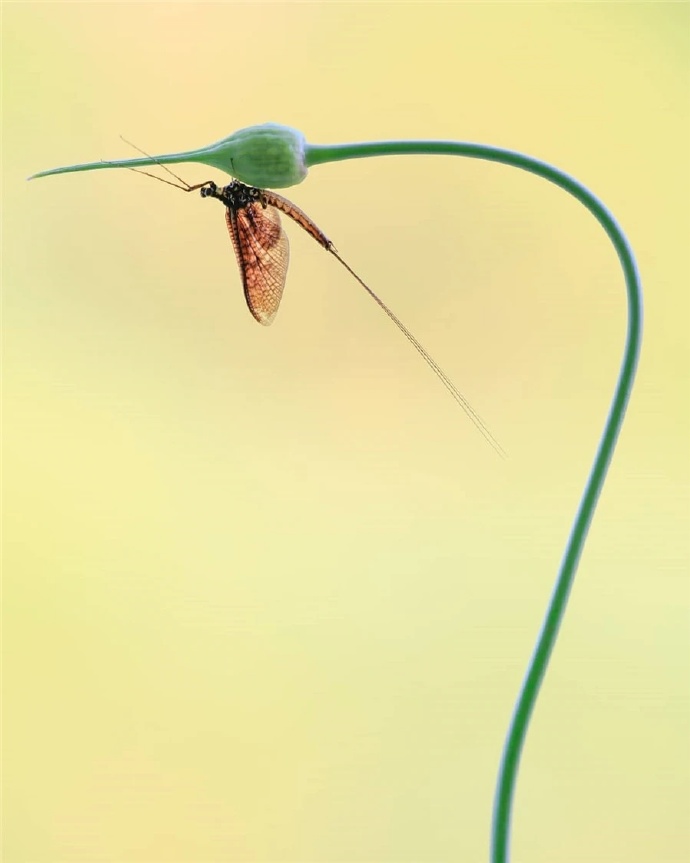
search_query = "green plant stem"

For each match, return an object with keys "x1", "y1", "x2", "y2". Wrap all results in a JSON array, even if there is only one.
[{"x1": 307, "y1": 139, "x2": 642, "y2": 862}]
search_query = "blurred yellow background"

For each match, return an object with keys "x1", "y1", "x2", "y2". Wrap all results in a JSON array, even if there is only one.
[{"x1": 3, "y1": 3, "x2": 688, "y2": 862}]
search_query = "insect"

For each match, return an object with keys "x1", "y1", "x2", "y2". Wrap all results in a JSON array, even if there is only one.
[{"x1": 121, "y1": 143, "x2": 505, "y2": 456}]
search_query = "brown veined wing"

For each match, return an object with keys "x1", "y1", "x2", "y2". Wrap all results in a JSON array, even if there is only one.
[{"x1": 226, "y1": 201, "x2": 289, "y2": 326}]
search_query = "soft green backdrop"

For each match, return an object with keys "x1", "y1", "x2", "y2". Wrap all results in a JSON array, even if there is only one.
[{"x1": 3, "y1": 3, "x2": 688, "y2": 862}]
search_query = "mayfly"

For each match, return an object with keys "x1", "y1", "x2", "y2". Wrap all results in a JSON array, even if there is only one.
[{"x1": 122, "y1": 144, "x2": 505, "y2": 456}]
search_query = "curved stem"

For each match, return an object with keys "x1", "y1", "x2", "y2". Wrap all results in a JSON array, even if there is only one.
[{"x1": 307, "y1": 139, "x2": 642, "y2": 862}]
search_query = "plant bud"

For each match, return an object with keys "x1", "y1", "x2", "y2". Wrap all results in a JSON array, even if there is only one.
[{"x1": 204, "y1": 123, "x2": 308, "y2": 188}]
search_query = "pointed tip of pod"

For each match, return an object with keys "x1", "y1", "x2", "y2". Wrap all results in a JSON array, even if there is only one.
[{"x1": 27, "y1": 168, "x2": 62, "y2": 180}]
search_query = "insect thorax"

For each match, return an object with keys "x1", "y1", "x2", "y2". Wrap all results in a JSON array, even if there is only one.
[{"x1": 200, "y1": 180, "x2": 265, "y2": 211}]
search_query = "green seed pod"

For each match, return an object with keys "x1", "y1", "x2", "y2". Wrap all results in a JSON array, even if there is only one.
[
  {"x1": 210, "y1": 123, "x2": 308, "y2": 188},
  {"x1": 28, "y1": 122, "x2": 308, "y2": 189}
]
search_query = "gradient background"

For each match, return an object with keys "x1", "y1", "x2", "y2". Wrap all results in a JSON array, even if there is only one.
[{"x1": 4, "y1": 3, "x2": 689, "y2": 862}]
